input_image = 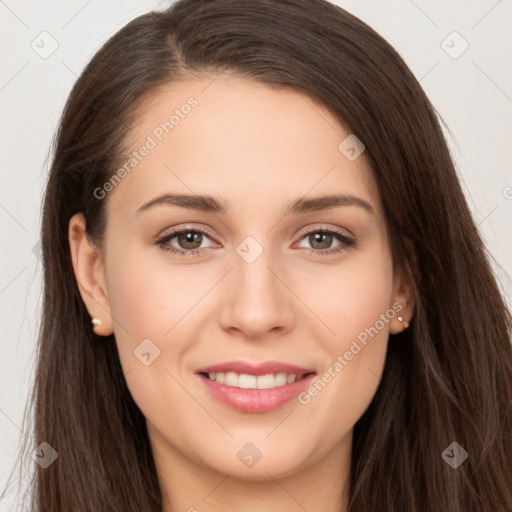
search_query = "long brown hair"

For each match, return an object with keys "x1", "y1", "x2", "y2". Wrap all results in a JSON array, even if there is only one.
[{"x1": 8, "y1": 0, "x2": 512, "y2": 510}]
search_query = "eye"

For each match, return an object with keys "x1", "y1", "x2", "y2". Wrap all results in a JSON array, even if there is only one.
[
  {"x1": 156, "y1": 227, "x2": 217, "y2": 257},
  {"x1": 294, "y1": 227, "x2": 356, "y2": 256}
]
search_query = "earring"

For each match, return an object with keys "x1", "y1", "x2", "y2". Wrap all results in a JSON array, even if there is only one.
[
  {"x1": 397, "y1": 315, "x2": 409, "y2": 329},
  {"x1": 91, "y1": 318, "x2": 102, "y2": 328}
]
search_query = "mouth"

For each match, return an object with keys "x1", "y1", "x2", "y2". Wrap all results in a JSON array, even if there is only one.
[{"x1": 195, "y1": 361, "x2": 317, "y2": 413}]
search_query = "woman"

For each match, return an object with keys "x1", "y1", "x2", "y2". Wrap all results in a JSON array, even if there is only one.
[{"x1": 13, "y1": 0, "x2": 512, "y2": 510}]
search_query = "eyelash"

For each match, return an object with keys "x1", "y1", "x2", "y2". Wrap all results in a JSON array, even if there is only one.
[{"x1": 155, "y1": 225, "x2": 356, "y2": 258}]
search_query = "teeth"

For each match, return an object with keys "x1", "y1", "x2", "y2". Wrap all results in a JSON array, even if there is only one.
[
  {"x1": 256, "y1": 373, "x2": 276, "y2": 389},
  {"x1": 275, "y1": 372, "x2": 287, "y2": 386},
  {"x1": 225, "y1": 372, "x2": 238, "y2": 387},
  {"x1": 206, "y1": 372, "x2": 300, "y2": 389},
  {"x1": 238, "y1": 374, "x2": 257, "y2": 389}
]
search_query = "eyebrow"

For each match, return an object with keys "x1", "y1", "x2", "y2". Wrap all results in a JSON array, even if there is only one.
[{"x1": 135, "y1": 192, "x2": 374, "y2": 216}]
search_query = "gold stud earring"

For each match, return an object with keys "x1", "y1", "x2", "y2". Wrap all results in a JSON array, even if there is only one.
[
  {"x1": 91, "y1": 318, "x2": 102, "y2": 327},
  {"x1": 397, "y1": 315, "x2": 409, "y2": 329}
]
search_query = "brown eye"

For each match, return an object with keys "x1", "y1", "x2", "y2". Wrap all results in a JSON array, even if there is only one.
[
  {"x1": 175, "y1": 231, "x2": 203, "y2": 250},
  {"x1": 296, "y1": 228, "x2": 356, "y2": 256},
  {"x1": 156, "y1": 228, "x2": 216, "y2": 257},
  {"x1": 308, "y1": 232, "x2": 335, "y2": 250}
]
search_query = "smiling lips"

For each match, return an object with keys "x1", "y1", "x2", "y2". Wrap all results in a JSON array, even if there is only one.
[{"x1": 196, "y1": 360, "x2": 317, "y2": 413}]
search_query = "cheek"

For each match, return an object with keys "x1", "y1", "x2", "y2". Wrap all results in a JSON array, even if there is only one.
[
  {"x1": 294, "y1": 244, "x2": 394, "y2": 423},
  {"x1": 108, "y1": 267, "x2": 166, "y2": 340},
  {"x1": 105, "y1": 244, "x2": 194, "y2": 341},
  {"x1": 296, "y1": 241, "x2": 395, "y2": 347},
  {"x1": 103, "y1": 248, "x2": 193, "y2": 422},
  {"x1": 104, "y1": 243, "x2": 220, "y2": 390},
  {"x1": 102, "y1": 244, "x2": 176, "y2": 381}
]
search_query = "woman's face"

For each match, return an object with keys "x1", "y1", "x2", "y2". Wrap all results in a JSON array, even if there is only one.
[{"x1": 71, "y1": 74, "x2": 412, "y2": 482}]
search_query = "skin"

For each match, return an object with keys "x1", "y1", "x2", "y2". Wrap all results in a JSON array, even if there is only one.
[{"x1": 69, "y1": 74, "x2": 414, "y2": 512}]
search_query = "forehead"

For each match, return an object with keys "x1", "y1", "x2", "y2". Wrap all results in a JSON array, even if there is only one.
[{"x1": 106, "y1": 74, "x2": 381, "y2": 220}]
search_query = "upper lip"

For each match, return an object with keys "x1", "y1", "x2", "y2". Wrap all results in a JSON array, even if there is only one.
[{"x1": 196, "y1": 360, "x2": 316, "y2": 377}]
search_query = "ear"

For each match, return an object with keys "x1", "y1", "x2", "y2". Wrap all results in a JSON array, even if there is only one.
[
  {"x1": 389, "y1": 254, "x2": 416, "y2": 335},
  {"x1": 68, "y1": 213, "x2": 113, "y2": 336}
]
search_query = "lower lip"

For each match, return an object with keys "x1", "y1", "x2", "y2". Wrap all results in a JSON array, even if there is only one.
[{"x1": 197, "y1": 373, "x2": 316, "y2": 413}]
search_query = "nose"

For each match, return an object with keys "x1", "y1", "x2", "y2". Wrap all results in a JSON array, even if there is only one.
[{"x1": 218, "y1": 245, "x2": 295, "y2": 341}]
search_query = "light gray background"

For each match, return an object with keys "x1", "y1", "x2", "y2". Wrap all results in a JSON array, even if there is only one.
[{"x1": 1, "y1": 0, "x2": 511, "y2": 508}]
